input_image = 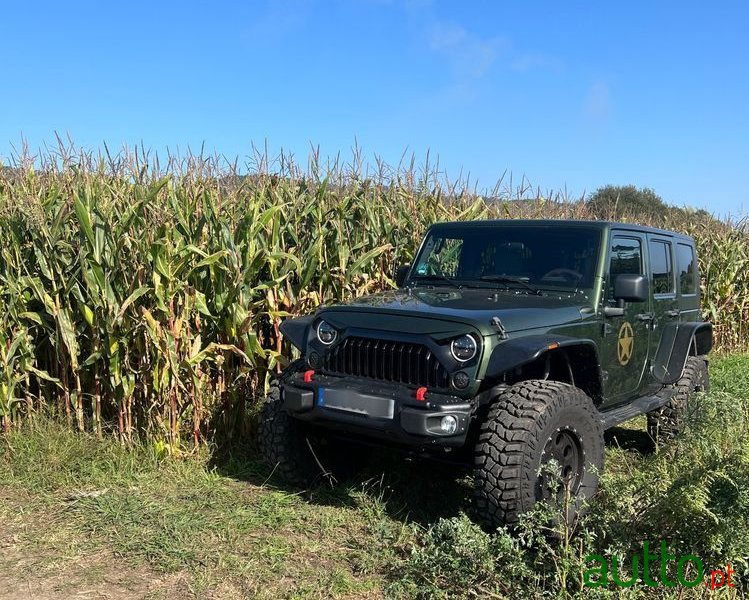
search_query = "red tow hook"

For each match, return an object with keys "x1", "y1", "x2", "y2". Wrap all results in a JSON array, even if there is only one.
[
  {"x1": 415, "y1": 386, "x2": 427, "y2": 402},
  {"x1": 303, "y1": 370, "x2": 315, "y2": 383}
]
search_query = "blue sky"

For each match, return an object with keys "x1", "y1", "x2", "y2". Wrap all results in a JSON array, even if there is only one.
[{"x1": 1, "y1": 1, "x2": 747, "y2": 216}]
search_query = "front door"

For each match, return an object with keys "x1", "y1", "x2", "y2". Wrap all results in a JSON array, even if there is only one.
[{"x1": 600, "y1": 232, "x2": 651, "y2": 405}]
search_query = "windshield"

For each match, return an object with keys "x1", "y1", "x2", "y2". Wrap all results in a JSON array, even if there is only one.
[{"x1": 410, "y1": 225, "x2": 601, "y2": 292}]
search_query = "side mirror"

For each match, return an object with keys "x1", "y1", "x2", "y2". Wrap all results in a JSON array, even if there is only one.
[
  {"x1": 613, "y1": 274, "x2": 649, "y2": 304},
  {"x1": 395, "y1": 264, "x2": 411, "y2": 288}
]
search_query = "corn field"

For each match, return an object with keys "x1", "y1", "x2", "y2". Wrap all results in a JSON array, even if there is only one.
[{"x1": 0, "y1": 147, "x2": 746, "y2": 445}]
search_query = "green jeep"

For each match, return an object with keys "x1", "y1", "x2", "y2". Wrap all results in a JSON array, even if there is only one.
[{"x1": 259, "y1": 220, "x2": 713, "y2": 529}]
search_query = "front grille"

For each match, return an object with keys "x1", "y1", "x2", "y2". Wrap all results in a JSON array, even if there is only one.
[{"x1": 323, "y1": 337, "x2": 450, "y2": 388}]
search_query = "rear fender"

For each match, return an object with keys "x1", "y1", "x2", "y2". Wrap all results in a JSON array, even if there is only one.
[{"x1": 651, "y1": 321, "x2": 713, "y2": 384}]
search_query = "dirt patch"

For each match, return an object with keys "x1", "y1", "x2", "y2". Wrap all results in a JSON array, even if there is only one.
[
  {"x1": 0, "y1": 559, "x2": 185, "y2": 600},
  {"x1": 0, "y1": 484, "x2": 370, "y2": 600},
  {"x1": 0, "y1": 487, "x2": 187, "y2": 600},
  {"x1": 0, "y1": 530, "x2": 188, "y2": 600}
]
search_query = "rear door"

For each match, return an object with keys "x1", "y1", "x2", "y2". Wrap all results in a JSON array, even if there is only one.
[
  {"x1": 600, "y1": 232, "x2": 651, "y2": 405},
  {"x1": 675, "y1": 241, "x2": 700, "y2": 323},
  {"x1": 647, "y1": 235, "x2": 679, "y2": 357}
]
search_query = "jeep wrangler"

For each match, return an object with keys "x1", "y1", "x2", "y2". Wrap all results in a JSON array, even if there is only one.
[{"x1": 259, "y1": 220, "x2": 712, "y2": 529}]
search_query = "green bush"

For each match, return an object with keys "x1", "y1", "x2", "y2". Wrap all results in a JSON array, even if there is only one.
[
  {"x1": 588, "y1": 356, "x2": 749, "y2": 588},
  {"x1": 588, "y1": 185, "x2": 668, "y2": 220},
  {"x1": 389, "y1": 514, "x2": 540, "y2": 599},
  {"x1": 390, "y1": 355, "x2": 749, "y2": 598}
]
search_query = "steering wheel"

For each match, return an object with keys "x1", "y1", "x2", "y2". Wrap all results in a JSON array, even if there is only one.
[{"x1": 541, "y1": 268, "x2": 583, "y2": 282}]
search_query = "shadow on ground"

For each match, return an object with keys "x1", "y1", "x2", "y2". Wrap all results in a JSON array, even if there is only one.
[
  {"x1": 604, "y1": 426, "x2": 656, "y2": 454},
  {"x1": 209, "y1": 439, "x2": 472, "y2": 526},
  {"x1": 210, "y1": 423, "x2": 655, "y2": 528}
]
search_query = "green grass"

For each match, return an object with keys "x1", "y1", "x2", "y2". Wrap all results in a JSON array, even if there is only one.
[
  {"x1": 2, "y1": 354, "x2": 749, "y2": 599},
  {"x1": 0, "y1": 429, "x2": 391, "y2": 598}
]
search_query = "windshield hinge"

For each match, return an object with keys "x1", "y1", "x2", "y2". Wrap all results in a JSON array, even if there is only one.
[{"x1": 491, "y1": 316, "x2": 508, "y2": 340}]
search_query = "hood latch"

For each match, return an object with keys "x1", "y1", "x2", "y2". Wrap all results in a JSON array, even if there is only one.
[{"x1": 491, "y1": 316, "x2": 508, "y2": 340}]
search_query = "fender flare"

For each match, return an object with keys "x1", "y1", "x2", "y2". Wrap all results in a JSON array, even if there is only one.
[
  {"x1": 485, "y1": 335, "x2": 604, "y2": 402},
  {"x1": 279, "y1": 315, "x2": 314, "y2": 351},
  {"x1": 651, "y1": 321, "x2": 713, "y2": 384}
]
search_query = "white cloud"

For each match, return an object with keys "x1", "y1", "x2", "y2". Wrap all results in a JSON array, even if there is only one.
[
  {"x1": 511, "y1": 53, "x2": 564, "y2": 74},
  {"x1": 429, "y1": 22, "x2": 508, "y2": 78}
]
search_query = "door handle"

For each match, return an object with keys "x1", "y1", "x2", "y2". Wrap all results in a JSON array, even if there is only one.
[
  {"x1": 635, "y1": 312, "x2": 655, "y2": 322},
  {"x1": 665, "y1": 309, "x2": 680, "y2": 318}
]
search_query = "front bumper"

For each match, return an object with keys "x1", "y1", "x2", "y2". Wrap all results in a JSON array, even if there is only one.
[{"x1": 281, "y1": 371, "x2": 473, "y2": 449}]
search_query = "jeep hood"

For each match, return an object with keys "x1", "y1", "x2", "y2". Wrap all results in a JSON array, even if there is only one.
[{"x1": 318, "y1": 287, "x2": 591, "y2": 337}]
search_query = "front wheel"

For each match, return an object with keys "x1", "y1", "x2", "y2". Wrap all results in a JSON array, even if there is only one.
[
  {"x1": 258, "y1": 379, "x2": 370, "y2": 487},
  {"x1": 473, "y1": 380, "x2": 604, "y2": 530},
  {"x1": 258, "y1": 380, "x2": 321, "y2": 487}
]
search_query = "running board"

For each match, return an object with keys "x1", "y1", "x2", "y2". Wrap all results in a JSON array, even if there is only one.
[{"x1": 599, "y1": 389, "x2": 676, "y2": 430}]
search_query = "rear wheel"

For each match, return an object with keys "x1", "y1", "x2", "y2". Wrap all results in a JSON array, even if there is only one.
[
  {"x1": 647, "y1": 355, "x2": 709, "y2": 443},
  {"x1": 473, "y1": 380, "x2": 604, "y2": 530}
]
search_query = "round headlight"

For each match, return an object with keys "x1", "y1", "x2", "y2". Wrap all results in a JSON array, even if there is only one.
[
  {"x1": 316, "y1": 320, "x2": 337, "y2": 345},
  {"x1": 450, "y1": 334, "x2": 477, "y2": 362}
]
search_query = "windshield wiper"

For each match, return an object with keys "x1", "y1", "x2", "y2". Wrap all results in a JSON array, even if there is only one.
[
  {"x1": 479, "y1": 275, "x2": 542, "y2": 296},
  {"x1": 410, "y1": 274, "x2": 461, "y2": 289}
]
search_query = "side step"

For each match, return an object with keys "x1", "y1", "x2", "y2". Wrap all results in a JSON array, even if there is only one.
[{"x1": 599, "y1": 389, "x2": 676, "y2": 430}]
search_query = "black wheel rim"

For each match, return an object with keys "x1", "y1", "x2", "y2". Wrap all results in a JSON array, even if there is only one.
[{"x1": 536, "y1": 427, "x2": 585, "y2": 503}]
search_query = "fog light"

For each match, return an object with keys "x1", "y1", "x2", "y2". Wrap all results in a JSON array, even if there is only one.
[
  {"x1": 440, "y1": 415, "x2": 458, "y2": 435},
  {"x1": 308, "y1": 351, "x2": 322, "y2": 369},
  {"x1": 453, "y1": 371, "x2": 470, "y2": 389}
]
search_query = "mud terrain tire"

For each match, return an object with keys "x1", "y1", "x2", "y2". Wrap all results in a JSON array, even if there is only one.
[
  {"x1": 647, "y1": 356, "x2": 709, "y2": 443},
  {"x1": 473, "y1": 380, "x2": 604, "y2": 530}
]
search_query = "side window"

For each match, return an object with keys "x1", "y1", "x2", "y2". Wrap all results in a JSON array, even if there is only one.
[
  {"x1": 649, "y1": 240, "x2": 674, "y2": 294},
  {"x1": 608, "y1": 237, "x2": 642, "y2": 298},
  {"x1": 676, "y1": 243, "x2": 696, "y2": 295}
]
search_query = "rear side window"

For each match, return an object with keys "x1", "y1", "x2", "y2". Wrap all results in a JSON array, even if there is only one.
[
  {"x1": 608, "y1": 237, "x2": 642, "y2": 297},
  {"x1": 649, "y1": 240, "x2": 674, "y2": 294},
  {"x1": 676, "y1": 243, "x2": 697, "y2": 294}
]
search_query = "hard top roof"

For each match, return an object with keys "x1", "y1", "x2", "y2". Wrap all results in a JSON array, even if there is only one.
[{"x1": 429, "y1": 219, "x2": 694, "y2": 242}]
